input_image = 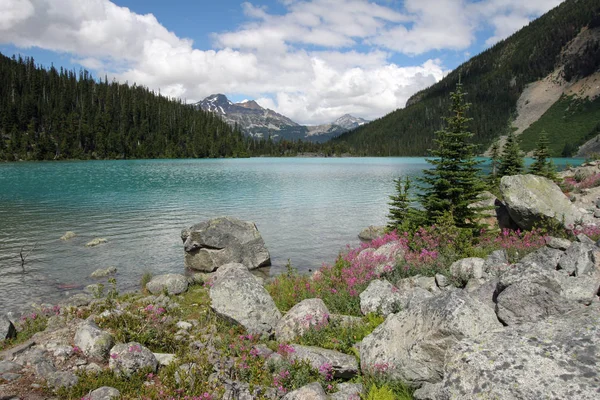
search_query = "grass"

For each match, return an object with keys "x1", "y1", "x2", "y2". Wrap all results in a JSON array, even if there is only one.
[{"x1": 519, "y1": 95, "x2": 600, "y2": 156}]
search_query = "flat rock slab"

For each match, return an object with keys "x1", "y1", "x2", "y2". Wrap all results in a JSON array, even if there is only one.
[
  {"x1": 289, "y1": 344, "x2": 359, "y2": 379},
  {"x1": 146, "y1": 273, "x2": 189, "y2": 295},
  {"x1": 429, "y1": 306, "x2": 600, "y2": 399},
  {"x1": 210, "y1": 263, "x2": 281, "y2": 336},
  {"x1": 182, "y1": 216, "x2": 271, "y2": 272}
]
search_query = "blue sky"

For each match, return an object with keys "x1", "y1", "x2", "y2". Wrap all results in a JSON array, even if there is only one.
[{"x1": 0, "y1": 0, "x2": 562, "y2": 124}]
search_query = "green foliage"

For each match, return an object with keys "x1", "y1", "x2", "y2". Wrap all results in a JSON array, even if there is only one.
[
  {"x1": 359, "y1": 377, "x2": 413, "y2": 400},
  {"x1": 519, "y1": 95, "x2": 600, "y2": 156},
  {"x1": 0, "y1": 314, "x2": 48, "y2": 352},
  {"x1": 140, "y1": 272, "x2": 153, "y2": 293},
  {"x1": 498, "y1": 130, "x2": 524, "y2": 177},
  {"x1": 529, "y1": 130, "x2": 557, "y2": 179},
  {"x1": 419, "y1": 82, "x2": 487, "y2": 229},
  {"x1": 387, "y1": 176, "x2": 413, "y2": 232},
  {"x1": 488, "y1": 140, "x2": 501, "y2": 186},
  {"x1": 364, "y1": 384, "x2": 397, "y2": 400},
  {"x1": 333, "y1": 0, "x2": 599, "y2": 156},
  {"x1": 296, "y1": 314, "x2": 385, "y2": 355}
]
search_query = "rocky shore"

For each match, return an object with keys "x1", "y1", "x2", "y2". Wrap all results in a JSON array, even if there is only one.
[{"x1": 2, "y1": 166, "x2": 600, "y2": 399}]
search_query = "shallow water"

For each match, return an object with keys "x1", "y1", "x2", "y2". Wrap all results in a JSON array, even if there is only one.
[{"x1": 0, "y1": 157, "x2": 582, "y2": 313}]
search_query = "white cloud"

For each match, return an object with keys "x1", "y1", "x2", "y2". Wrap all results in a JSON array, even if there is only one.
[{"x1": 0, "y1": 0, "x2": 563, "y2": 125}]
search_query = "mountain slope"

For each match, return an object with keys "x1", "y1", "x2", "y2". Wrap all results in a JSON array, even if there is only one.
[
  {"x1": 333, "y1": 0, "x2": 600, "y2": 156},
  {"x1": 196, "y1": 94, "x2": 366, "y2": 143}
]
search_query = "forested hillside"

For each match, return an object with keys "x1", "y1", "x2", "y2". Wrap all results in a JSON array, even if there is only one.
[
  {"x1": 334, "y1": 0, "x2": 600, "y2": 156},
  {"x1": 0, "y1": 53, "x2": 250, "y2": 160}
]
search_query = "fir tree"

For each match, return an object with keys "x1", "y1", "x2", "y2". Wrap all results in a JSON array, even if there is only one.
[
  {"x1": 499, "y1": 131, "x2": 524, "y2": 177},
  {"x1": 488, "y1": 140, "x2": 501, "y2": 186},
  {"x1": 387, "y1": 176, "x2": 411, "y2": 231},
  {"x1": 419, "y1": 82, "x2": 487, "y2": 229},
  {"x1": 530, "y1": 130, "x2": 556, "y2": 179}
]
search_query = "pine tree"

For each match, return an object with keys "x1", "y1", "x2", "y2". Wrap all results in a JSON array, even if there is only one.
[
  {"x1": 499, "y1": 131, "x2": 524, "y2": 177},
  {"x1": 530, "y1": 130, "x2": 556, "y2": 179},
  {"x1": 488, "y1": 140, "x2": 501, "y2": 186},
  {"x1": 419, "y1": 82, "x2": 487, "y2": 229},
  {"x1": 387, "y1": 176, "x2": 411, "y2": 231}
]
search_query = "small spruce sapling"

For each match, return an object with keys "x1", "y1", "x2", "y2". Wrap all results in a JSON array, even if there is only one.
[
  {"x1": 498, "y1": 130, "x2": 524, "y2": 177},
  {"x1": 530, "y1": 130, "x2": 556, "y2": 180}
]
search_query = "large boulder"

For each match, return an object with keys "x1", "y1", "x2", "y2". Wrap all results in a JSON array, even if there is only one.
[
  {"x1": 358, "y1": 225, "x2": 386, "y2": 241},
  {"x1": 109, "y1": 342, "x2": 158, "y2": 377},
  {"x1": 209, "y1": 263, "x2": 281, "y2": 336},
  {"x1": 1, "y1": 316, "x2": 16, "y2": 341},
  {"x1": 74, "y1": 321, "x2": 114, "y2": 359},
  {"x1": 182, "y1": 217, "x2": 271, "y2": 272},
  {"x1": 359, "y1": 291, "x2": 501, "y2": 387},
  {"x1": 146, "y1": 273, "x2": 189, "y2": 295},
  {"x1": 499, "y1": 174, "x2": 583, "y2": 230},
  {"x1": 558, "y1": 242, "x2": 598, "y2": 276},
  {"x1": 426, "y1": 306, "x2": 600, "y2": 400},
  {"x1": 289, "y1": 344, "x2": 359, "y2": 379},
  {"x1": 89, "y1": 386, "x2": 121, "y2": 400},
  {"x1": 359, "y1": 279, "x2": 404, "y2": 316},
  {"x1": 275, "y1": 299, "x2": 329, "y2": 342}
]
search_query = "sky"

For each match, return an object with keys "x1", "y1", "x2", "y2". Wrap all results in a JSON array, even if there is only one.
[{"x1": 0, "y1": 0, "x2": 563, "y2": 125}]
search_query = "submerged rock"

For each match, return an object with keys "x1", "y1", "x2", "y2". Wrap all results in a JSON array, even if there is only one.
[
  {"x1": 182, "y1": 217, "x2": 271, "y2": 272},
  {"x1": 90, "y1": 266, "x2": 117, "y2": 278},
  {"x1": 86, "y1": 238, "x2": 108, "y2": 247},
  {"x1": 60, "y1": 231, "x2": 76, "y2": 241}
]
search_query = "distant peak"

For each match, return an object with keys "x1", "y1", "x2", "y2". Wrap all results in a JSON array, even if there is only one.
[{"x1": 236, "y1": 99, "x2": 263, "y2": 110}]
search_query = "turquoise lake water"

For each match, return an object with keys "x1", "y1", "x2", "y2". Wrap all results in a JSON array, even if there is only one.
[{"x1": 0, "y1": 157, "x2": 582, "y2": 313}]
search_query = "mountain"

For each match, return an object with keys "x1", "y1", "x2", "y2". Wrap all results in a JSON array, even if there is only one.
[
  {"x1": 195, "y1": 94, "x2": 367, "y2": 143},
  {"x1": 333, "y1": 0, "x2": 600, "y2": 157}
]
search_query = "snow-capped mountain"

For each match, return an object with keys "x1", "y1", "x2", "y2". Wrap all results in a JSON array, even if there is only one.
[{"x1": 195, "y1": 94, "x2": 368, "y2": 143}]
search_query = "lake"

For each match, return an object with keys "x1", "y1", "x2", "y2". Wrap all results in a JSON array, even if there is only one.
[{"x1": 0, "y1": 157, "x2": 582, "y2": 313}]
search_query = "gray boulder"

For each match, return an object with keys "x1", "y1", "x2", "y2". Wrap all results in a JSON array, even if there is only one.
[
  {"x1": 449, "y1": 258, "x2": 484, "y2": 281},
  {"x1": 1, "y1": 315, "x2": 16, "y2": 340},
  {"x1": 496, "y1": 264, "x2": 583, "y2": 325},
  {"x1": 429, "y1": 306, "x2": 600, "y2": 400},
  {"x1": 275, "y1": 299, "x2": 330, "y2": 342},
  {"x1": 74, "y1": 320, "x2": 114, "y2": 359},
  {"x1": 89, "y1": 386, "x2": 121, "y2": 400},
  {"x1": 282, "y1": 382, "x2": 327, "y2": 400},
  {"x1": 359, "y1": 280, "x2": 404, "y2": 316},
  {"x1": 182, "y1": 217, "x2": 271, "y2": 272},
  {"x1": 329, "y1": 383, "x2": 363, "y2": 400},
  {"x1": 519, "y1": 246, "x2": 564, "y2": 270},
  {"x1": 358, "y1": 225, "x2": 386, "y2": 241},
  {"x1": 499, "y1": 174, "x2": 582, "y2": 230},
  {"x1": 209, "y1": 263, "x2": 281, "y2": 336},
  {"x1": 546, "y1": 236, "x2": 572, "y2": 250},
  {"x1": 359, "y1": 291, "x2": 501, "y2": 387},
  {"x1": 558, "y1": 273, "x2": 600, "y2": 305},
  {"x1": 372, "y1": 241, "x2": 405, "y2": 274},
  {"x1": 146, "y1": 273, "x2": 189, "y2": 295},
  {"x1": 558, "y1": 242, "x2": 598, "y2": 276},
  {"x1": 108, "y1": 342, "x2": 158, "y2": 377},
  {"x1": 289, "y1": 345, "x2": 359, "y2": 379}
]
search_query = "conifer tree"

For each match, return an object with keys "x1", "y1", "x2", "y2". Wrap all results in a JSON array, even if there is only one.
[
  {"x1": 530, "y1": 130, "x2": 556, "y2": 179},
  {"x1": 387, "y1": 176, "x2": 411, "y2": 231},
  {"x1": 488, "y1": 140, "x2": 501, "y2": 186},
  {"x1": 419, "y1": 82, "x2": 486, "y2": 229},
  {"x1": 499, "y1": 131, "x2": 524, "y2": 177}
]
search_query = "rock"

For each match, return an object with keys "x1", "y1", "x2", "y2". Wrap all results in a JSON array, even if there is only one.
[
  {"x1": 282, "y1": 382, "x2": 327, "y2": 400},
  {"x1": 74, "y1": 321, "x2": 114, "y2": 359},
  {"x1": 496, "y1": 264, "x2": 583, "y2": 325},
  {"x1": 86, "y1": 238, "x2": 108, "y2": 247},
  {"x1": 414, "y1": 276, "x2": 440, "y2": 292},
  {"x1": 46, "y1": 370, "x2": 79, "y2": 388},
  {"x1": 519, "y1": 246, "x2": 564, "y2": 270},
  {"x1": 1, "y1": 316, "x2": 17, "y2": 340},
  {"x1": 558, "y1": 242, "x2": 597, "y2": 276},
  {"x1": 429, "y1": 306, "x2": 600, "y2": 399},
  {"x1": 176, "y1": 321, "x2": 193, "y2": 331},
  {"x1": 359, "y1": 291, "x2": 501, "y2": 387},
  {"x1": 359, "y1": 280, "x2": 403, "y2": 316},
  {"x1": 289, "y1": 345, "x2": 359, "y2": 379},
  {"x1": 275, "y1": 299, "x2": 329, "y2": 342},
  {"x1": 483, "y1": 249, "x2": 510, "y2": 276},
  {"x1": 90, "y1": 266, "x2": 117, "y2": 278},
  {"x1": 372, "y1": 241, "x2": 405, "y2": 273},
  {"x1": 576, "y1": 233, "x2": 596, "y2": 245},
  {"x1": 329, "y1": 383, "x2": 363, "y2": 400},
  {"x1": 450, "y1": 258, "x2": 485, "y2": 281},
  {"x1": 61, "y1": 293, "x2": 93, "y2": 307},
  {"x1": 546, "y1": 236, "x2": 572, "y2": 250},
  {"x1": 468, "y1": 278, "x2": 499, "y2": 311},
  {"x1": 86, "y1": 363, "x2": 103, "y2": 373},
  {"x1": 556, "y1": 272, "x2": 600, "y2": 305},
  {"x1": 109, "y1": 342, "x2": 158, "y2": 377},
  {"x1": 329, "y1": 314, "x2": 362, "y2": 327},
  {"x1": 209, "y1": 263, "x2": 281, "y2": 336},
  {"x1": 182, "y1": 217, "x2": 271, "y2": 272},
  {"x1": 413, "y1": 382, "x2": 443, "y2": 400},
  {"x1": 146, "y1": 274, "x2": 189, "y2": 295},
  {"x1": 499, "y1": 174, "x2": 583, "y2": 230},
  {"x1": 60, "y1": 231, "x2": 76, "y2": 241},
  {"x1": 89, "y1": 386, "x2": 121, "y2": 400},
  {"x1": 434, "y1": 274, "x2": 449, "y2": 288},
  {"x1": 0, "y1": 361, "x2": 22, "y2": 374},
  {"x1": 153, "y1": 353, "x2": 176, "y2": 366},
  {"x1": 358, "y1": 225, "x2": 386, "y2": 242}
]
